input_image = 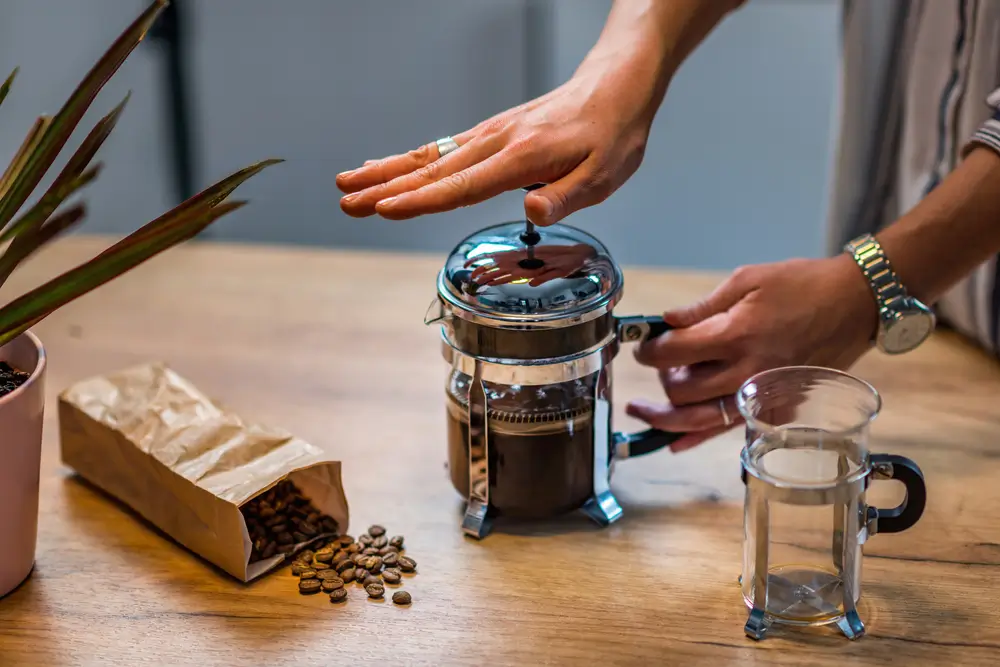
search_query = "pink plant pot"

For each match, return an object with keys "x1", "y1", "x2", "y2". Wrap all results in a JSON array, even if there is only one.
[{"x1": 0, "y1": 331, "x2": 46, "y2": 598}]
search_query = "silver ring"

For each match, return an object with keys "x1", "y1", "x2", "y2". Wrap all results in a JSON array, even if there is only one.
[
  {"x1": 435, "y1": 136, "x2": 460, "y2": 158},
  {"x1": 719, "y1": 398, "x2": 733, "y2": 427}
]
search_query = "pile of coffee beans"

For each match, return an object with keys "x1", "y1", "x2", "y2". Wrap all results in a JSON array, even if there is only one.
[
  {"x1": 0, "y1": 361, "x2": 30, "y2": 398},
  {"x1": 241, "y1": 480, "x2": 340, "y2": 563},
  {"x1": 290, "y1": 523, "x2": 416, "y2": 606}
]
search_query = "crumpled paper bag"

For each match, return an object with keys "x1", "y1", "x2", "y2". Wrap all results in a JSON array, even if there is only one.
[{"x1": 57, "y1": 362, "x2": 348, "y2": 582}]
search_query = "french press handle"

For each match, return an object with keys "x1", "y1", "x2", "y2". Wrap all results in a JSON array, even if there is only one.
[{"x1": 613, "y1": 315, "x2": 684, "y2": 457}]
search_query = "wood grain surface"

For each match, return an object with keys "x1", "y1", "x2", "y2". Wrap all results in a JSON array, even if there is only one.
[{"x1": 1, "y1": 236, "x2": 999, "y2": 666}]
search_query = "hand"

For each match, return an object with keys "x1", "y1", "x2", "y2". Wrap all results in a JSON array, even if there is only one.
[
  {"x1": 335, "y1": 61, "x2": 659, "y2": 226},
  {"x1": 464, "y1": 243, "x2": 597, "y2": 287},
  {"x1": 627, "y1": 254, "x2": 878, "y2": 452}
]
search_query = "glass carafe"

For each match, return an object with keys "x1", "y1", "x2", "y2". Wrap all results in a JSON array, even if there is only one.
[{"x1": 737, "y1": 366, "x2": 926, "y2": 640}]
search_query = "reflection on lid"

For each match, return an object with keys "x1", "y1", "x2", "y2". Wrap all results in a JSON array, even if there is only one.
[{"x1": 440, "y1": 221, "x2": 622, "y2": 320}]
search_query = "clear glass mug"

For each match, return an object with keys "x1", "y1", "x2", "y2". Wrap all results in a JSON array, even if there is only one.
[{"x1": 736, "y1": 366, "x2": 927, "y2": 641}]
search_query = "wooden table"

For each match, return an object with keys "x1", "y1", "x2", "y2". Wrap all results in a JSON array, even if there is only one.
[{"x1": 1, "y1": 236, "x2": 999, "y2": 666}]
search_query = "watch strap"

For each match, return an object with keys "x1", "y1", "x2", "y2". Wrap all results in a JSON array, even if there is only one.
[{"x1": 843, "y1": 234, "x2": 908, "y2": 312}]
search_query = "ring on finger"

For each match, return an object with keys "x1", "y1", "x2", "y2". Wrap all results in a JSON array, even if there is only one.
[
  {"x1": 435, "y1": 136, "x2": 460, "y2": 159},
  {"x1": 719, "y1": 398, "x2": 733, "y2": 427}
]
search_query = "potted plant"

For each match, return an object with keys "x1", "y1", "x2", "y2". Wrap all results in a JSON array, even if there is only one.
[{"x1": 0, "y1": 0, "x2": 280, "y2": 597}]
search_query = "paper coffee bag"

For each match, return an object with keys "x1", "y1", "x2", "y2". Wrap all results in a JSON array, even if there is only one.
[{"x1": 57, "y1": 362, "x2": 349, "y2": 582}]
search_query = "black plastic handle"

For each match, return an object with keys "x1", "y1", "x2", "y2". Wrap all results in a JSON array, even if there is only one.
[
  {"x1": 870, "y1": 453, "x2": 927, "y2": 534},
  {"x1": 614, "y1": 315, "x2": 683, "y2": 456}
]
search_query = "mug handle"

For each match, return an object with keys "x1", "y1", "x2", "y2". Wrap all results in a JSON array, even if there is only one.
[
  {"x1": 869, "y1": 453, "x2": 927, "y2": 534},
  {"x1": 613, "y1": 315, "x2": 684, "y2": 457}
]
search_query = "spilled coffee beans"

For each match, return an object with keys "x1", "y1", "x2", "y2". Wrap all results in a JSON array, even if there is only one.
[{"x1": 286, "y1": 523, "x2": 417, "y2": 607}]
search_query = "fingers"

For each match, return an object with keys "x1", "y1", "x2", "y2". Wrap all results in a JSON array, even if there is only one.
[
  {"x1": 660, "y1": 361, "x2": 753, "y2": 407},
  {"x1": 372, "y1": 148, "x2": 546, "y2": 220},
  {"x1": 336, "y1": 129, "x2": 478, "y2": 195},
  {"x1": 664, "y1": 268, "x2": 755, "y2": 327},
  {"x1": 523, "y1": 156, "x2": 614, "y2": 226},
  {"x1": 340, "y1": 134, "x2": 502, "y2": 218},
  {"x1": 634, "y1": 312, "x2": 734, "y2": 368},
  {"x1": 626, "y1": 395, "x2": 742, "y2": 433}
]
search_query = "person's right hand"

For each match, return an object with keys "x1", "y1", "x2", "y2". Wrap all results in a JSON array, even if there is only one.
[{"x1": 335, "y1": 61, "x2": 662, "y2": 227}]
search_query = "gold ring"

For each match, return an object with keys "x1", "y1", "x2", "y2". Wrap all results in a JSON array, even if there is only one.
[{"x1": 719, "y1": 398, "x2": 733, "y2": 427}]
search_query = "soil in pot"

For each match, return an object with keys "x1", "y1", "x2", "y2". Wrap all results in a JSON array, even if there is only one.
[{"x1": 0, "y1": 362, "x2": 31, "y2": 398}]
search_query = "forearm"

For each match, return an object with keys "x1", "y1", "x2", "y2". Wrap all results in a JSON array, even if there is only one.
[
  {"x1": 575, "y1": 0, "x2": 747, "y2": 124},
  {"x1": 876, "y1": 145, "x2": 1000, "y2": 305}
]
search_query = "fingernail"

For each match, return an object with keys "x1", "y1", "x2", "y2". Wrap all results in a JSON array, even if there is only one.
[
  {"x1": 337, "y1": 169, "x2": 355, "y2": 179},
  {"x1": 341, "y1": 193, "x2": 360, "y2": 204},
  {"x1": 538, "y1": 197, "x2": 554, "y2": 220},
  {"x1": 377, "y1": 196, "x2": 398, "y2": 209}
]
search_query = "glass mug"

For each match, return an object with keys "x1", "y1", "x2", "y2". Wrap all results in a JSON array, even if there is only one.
[{"x1": 736, "y1": 366, "x2": 926, "y2": 640}]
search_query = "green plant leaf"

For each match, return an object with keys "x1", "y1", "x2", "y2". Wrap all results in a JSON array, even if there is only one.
[
  {"x1": 0, "y1": 163, "x2": 102, "y2": 245},
  {"x1": 0, "y1": 0, "x2": 168, "y2": 233},
  {"x1": 0, "y1": 68, "x2": 18, "y2": 109},
  {"x1": 0, "y1": 199, "x2": 247, "y2": 346},
  {"x1": 102, "y1": 157, "x2": 284, "y2": 251},
  {"x1": 0, "y1": 203, "x2": 86, "y2": 288},
  {"x1": 0, "y1": 116, "x2": 51, "y2": 200}
]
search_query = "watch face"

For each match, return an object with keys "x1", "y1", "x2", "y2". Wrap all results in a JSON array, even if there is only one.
[{"x1": 882, "y1": 311, "x2": 935, "y2": 353}]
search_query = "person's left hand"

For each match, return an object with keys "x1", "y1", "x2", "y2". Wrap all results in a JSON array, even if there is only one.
[{"x1": 627, "y1": 254, "x2": 879, "y2": 452}]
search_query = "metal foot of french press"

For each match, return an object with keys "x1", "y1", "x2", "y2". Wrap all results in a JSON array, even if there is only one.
[
  {"x1": 462, "y1": 360, "x2": 493, "y2": 540},
  {"x1": 581, "y1": 367, "x2": 623, "y2": 527},
  {"x1": 744, "y1": 607, "x2": 772, "y2": 640},
  {"x1": 834, "y1": 460, "x2": 866, "y2": 640}
]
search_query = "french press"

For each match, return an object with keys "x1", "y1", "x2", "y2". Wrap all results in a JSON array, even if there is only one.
[
  {"x1": 425, "y1": 220, "x2": 681, "y2": 539},
  {"x1": 736, "y1": 366, "x2": 927, "y2": 640}
]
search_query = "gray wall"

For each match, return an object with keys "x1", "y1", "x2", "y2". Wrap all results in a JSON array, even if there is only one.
[{"x1": 0, "y1": 0, "x2": 841, "y2": 271}]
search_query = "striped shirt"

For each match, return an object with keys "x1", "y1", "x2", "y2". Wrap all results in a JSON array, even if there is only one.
[{"x1": 828, "y1": 0, "x2": 1000, "y2": 355}]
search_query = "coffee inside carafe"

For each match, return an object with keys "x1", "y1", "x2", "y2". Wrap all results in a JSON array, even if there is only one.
[{"x1": 445, "y1": 370, "x2": 599, "y2": 519}]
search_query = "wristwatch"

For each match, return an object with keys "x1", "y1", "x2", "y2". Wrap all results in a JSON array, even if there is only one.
[{"x1": 843, "y1": 233, "x2": 936, "y2": 355}]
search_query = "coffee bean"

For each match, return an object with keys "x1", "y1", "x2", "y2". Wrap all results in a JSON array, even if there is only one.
[
  {"x1": 300, "y1": 550, "x2": 315, "y2": 563},
  {"x1": 364, "y1": 556, "x2": 383, "y2": 573},
  {"x1": 333, "y1": 549, "x2": 348, "y2": 562},
  {"x1": 300, "y1": 522, "x2": 319, "y2": 537},
  {"x1": 292, "y1": 531, "x2": 309, "y2": 543},
  {"x1": 307, "y1": 512, "x2": 320, "y2": 524},
  {"x1": 329, "y1": 587, "x2": 348, "y2": 603},
  {"x1": 320, "y1": 517, "x2": 339, "y2": 533},
  {"x1": 365, "y1": 582, "x2": 385, "y2": 599},
  {"x1": 259, "y1": 506, "x2": 276, "y2": 519},
  {"x1": 379, "y1": 545, "x2": 399, "y2": 556},
  {"x1": 359, "y1": 534, "x2": 374, "y2": 547},
  {"x1": 277, "y1": 543, "x2": 295, "y2": 554},
  {"x1": 367, "y1": 524, "x2": 386, "y2": 537},
  {"x1": 392, "y1": 590, "x2": 411, "y2": 605},
  {"x1": 299, "y1": 578, "x2": 322, "y2": 595},
  {"x1": 291, "y1": 562, "x2": 310, "y2": 576},
  {"x1": 372, "y1": 535, "x2": 388, "y2": 549},
  {"x1": 311, "y1": 561, "x2": 331, "y2": 571},
  {"x1": 317, "y1": 569, "x2": 342, "y2": 581},
  {"x1": 314, "y1": 549, "x2": 334, "y2": 563},
  {"x1": 276, "y1": 532, "x2": 294, "y2": 545},
  {"x1": 261, "y1": 541, "x2": 277, "y2": 559},
  {"x1": 347, "y1": 543, "x2": 361, "y2": 554},
  {"x1": 363, "y1": 575, "x2": 381, "y2": 587},
  {"x1": 338, "y1": 535, "x2": 355, "y2": 546},
  {"x1": 398, "y1": 556, "x2": 416, "y2": 573},
  {"x1": 269, "y1": 522, "x2": 288, "y2": 535},
  {"x1": 335, "y1": 559, "x2": 355, "y2": 574},
  {"x1": 382, "y1": 569, "x2": 401, "y2": 585},
  {"x1": 382, "y1": 553, "x2": 398, "y2": 567},
  {"x1": 341, "y1": 568, "x2": 356, "y2": 583},
  {"x1": 264, "y1": 515, "x2": 285, "y2": 528},
  {"x1": 355, "y1": 568, "x2": 369, "y2": 581},
  {"x1": 362, "y1": 547, "x2": 380, "y2": 557},
  {"x1": 321, "y1": 578, "x2": 345, "y2": 593},
  {"x1": 352, "y1": 553, "x2": 367, "y2": 566},
  {"x1": 389, "y1": 535, "x2": 405, "y2": 550},
  {"x1": 299, "y1": 569, "x2": 317, "y2": 579}
]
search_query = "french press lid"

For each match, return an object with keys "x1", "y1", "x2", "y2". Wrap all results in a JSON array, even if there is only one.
[{"x1": 438, "y1": 221, "x2": 623, "y2": 329}]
